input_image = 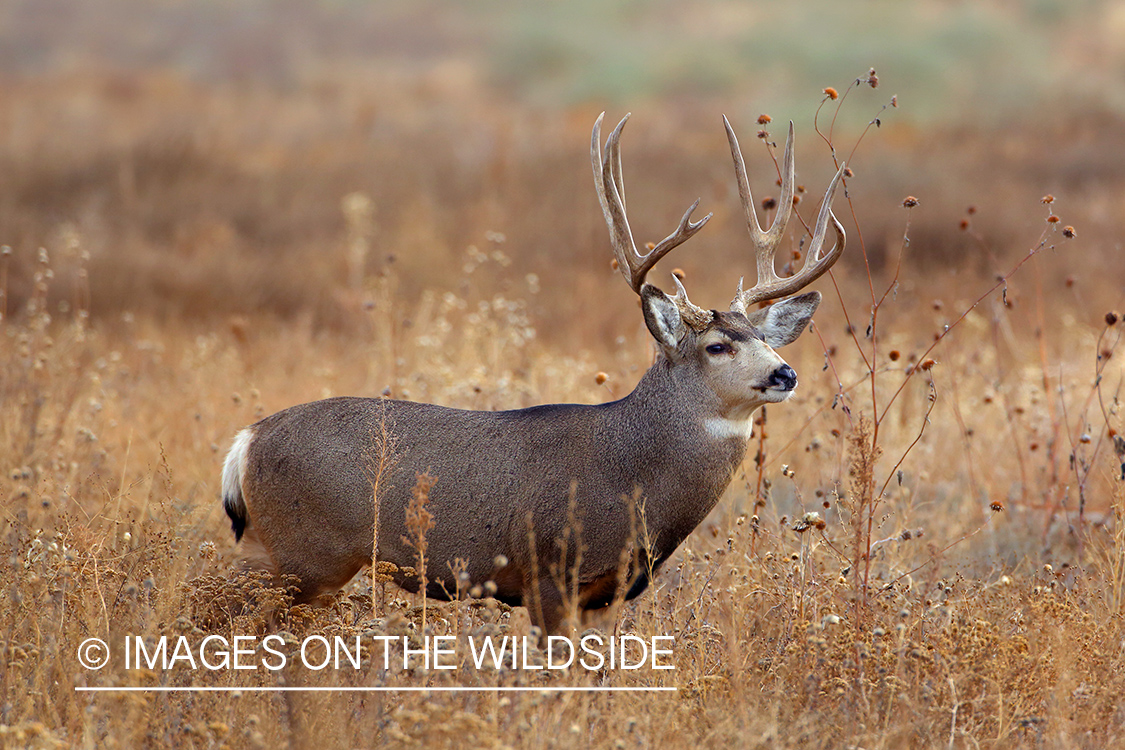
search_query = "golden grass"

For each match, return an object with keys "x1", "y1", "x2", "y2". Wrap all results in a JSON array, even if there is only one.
[{"x1": 4, "y1": 68, "x2": 1125, "y2": 750}]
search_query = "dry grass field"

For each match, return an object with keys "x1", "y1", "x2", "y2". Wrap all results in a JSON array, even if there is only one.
[{"x1": 4, "y1": 2, "x2": 1125, "y2": 748}]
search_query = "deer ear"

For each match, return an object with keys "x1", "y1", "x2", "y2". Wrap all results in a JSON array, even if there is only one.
[
  {"x1": 749, "y1": 291, "x2": 821, "y2": 348},
  {"x1": 641, "y1": 284, "x2": 685, "y2": 353}
]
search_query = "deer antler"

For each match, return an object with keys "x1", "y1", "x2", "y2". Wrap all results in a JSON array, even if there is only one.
[
  {"x1": 592, "y1": 113, "x2": 712, "y2": 324},
  {"x1": 725, "y1": 116, "x2": 847, "y2": 315}
]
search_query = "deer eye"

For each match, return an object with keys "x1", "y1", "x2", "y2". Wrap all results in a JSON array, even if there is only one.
[{"x1": 705, "y1": 343, "x2": 732, "y2": 355}]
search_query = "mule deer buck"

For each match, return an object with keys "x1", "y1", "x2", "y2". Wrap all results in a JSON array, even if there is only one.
[{"x1": 221, "y1": 113, "x2": 845, "y2": 634}]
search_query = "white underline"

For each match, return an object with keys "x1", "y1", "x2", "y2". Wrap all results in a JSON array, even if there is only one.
[{"x1": 75, "y1": 686, "x2": 675, "y2": 693}]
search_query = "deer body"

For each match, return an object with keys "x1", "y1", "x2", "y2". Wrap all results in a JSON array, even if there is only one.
[{"x1": 222, "y1": 113, "x2": 845, "y2": 634}]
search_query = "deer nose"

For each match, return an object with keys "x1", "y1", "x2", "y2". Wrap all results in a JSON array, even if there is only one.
[{"x1": 769, "y1": 365, "x2": 797, "y2": 391}]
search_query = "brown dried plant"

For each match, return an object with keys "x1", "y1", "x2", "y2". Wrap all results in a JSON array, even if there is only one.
[
  {"x1": 367, "y1": 403, "x2": 398, "y2": 616},
  {"x1": 404, "y1": 472, "x2": 437, "y2": 632}
]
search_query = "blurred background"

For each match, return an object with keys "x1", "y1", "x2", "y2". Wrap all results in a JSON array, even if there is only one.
[
  {"x1": 7, "y1": 5, "x2": 1125, "y2": 743},
  {"x1": 0, "y1": 0, "x2": 1121, "y2": 344}
]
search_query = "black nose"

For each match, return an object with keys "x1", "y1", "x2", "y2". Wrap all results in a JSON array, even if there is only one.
[{"x1": 769, "y1": 365, "x2": 797, "y2": 390}]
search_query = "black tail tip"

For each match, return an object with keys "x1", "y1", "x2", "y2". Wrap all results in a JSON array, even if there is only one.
[{"x1": 224, "y1": 500, "x2": 246, "y2": 542}]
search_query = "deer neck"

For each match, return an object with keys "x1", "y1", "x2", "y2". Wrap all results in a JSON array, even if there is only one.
[
  {"x1": 600, "y1": 358, "x2": 750, "y2": 555},
  {"x1": 612, "y1": 358, "x2": 752, "y2": 471},
  {"x1": 627, "y1": 357, "x2": 755, "y2": 445}
]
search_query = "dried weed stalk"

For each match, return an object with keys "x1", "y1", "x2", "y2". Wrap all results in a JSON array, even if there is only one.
[
  {"x1": 404, "y1": 472, "x2": 436, "y2": 631},
  {"x1": 366, "y1": 403, "x2": 398, "y2": 616}
]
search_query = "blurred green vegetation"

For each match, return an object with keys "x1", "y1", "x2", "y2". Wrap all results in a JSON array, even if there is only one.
[
  {"x1": 1, "y1": 0, "x2": 1113, "y2": 123},
  {"x1": 485, "y1": 0, "x2": 1081, "y2": 123}
]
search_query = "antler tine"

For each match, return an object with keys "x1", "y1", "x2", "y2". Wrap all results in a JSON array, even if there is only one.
[
  {"x1": 726, "y1": 112, "x2": 847, "y2": 312},
  {"x1": 592, "y1": 112, "x2": 712, "y2": 295},
  {"x1": 670, "y1": 273, "x2": 713, "y2": 330},
  {"x1": 724, "y1": 117, "x2": 796, "y2": 293},
  {"x1": 731, "y1": 161, "x2": 847, "y2": 312}
]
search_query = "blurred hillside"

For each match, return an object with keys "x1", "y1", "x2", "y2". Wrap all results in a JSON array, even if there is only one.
[
  {"x1": 4, "y1": 0, "x2": 1120, "y2": 119},
  {"x1": 0, "y1": 0, "x2": 1121, "y2": 337}
]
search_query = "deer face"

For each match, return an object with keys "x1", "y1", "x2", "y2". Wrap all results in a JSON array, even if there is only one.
[{"x1": 643, "y1": 285, "x2": 820, "y2": 430}]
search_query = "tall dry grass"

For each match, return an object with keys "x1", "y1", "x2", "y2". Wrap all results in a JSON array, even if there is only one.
[{"x1": 4, "y1": 64, "x2": 1125, "y2": 750}]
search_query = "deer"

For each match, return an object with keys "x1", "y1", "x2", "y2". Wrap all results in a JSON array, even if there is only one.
[{"x1": 221, "y1": 112, "x2": 845, "y2": 635}]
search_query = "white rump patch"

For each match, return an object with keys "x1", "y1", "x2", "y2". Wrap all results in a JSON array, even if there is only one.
[
  {"x1": 704, "y1": 416, "x2": 754, "y2": 441},
  {"x1": 221, "y1": 428, "x2": 254, "y2": 517}
]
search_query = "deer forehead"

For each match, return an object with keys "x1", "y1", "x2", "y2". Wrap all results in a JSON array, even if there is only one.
[{"x1": 696, "y1": 312, "x2": 767, "y2": 346}]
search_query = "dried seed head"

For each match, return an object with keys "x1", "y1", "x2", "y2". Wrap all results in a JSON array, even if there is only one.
[
  {"x1": 919, "y1": 358, "x2": 936, "y2": 371},
  {"x1": 594, "y1": 372, "x2": 609, "y2": 385},
  {"x1": 672, "y1": 267, "x2": 686, "y2": 280},
  {"x1": 867, "y1": 68, "x2": 878, "y2": 87},
  {"x1": 757, "y1": 129, "x2": 769, "y2": 139},
  {"x1": 793, "y1": 511, "x2": 826, "y2": 532},
  {"x1": 823, "y1": 87, "x2": 839, "y2": 100},
  {"x1": 762, "y1": 197, "x2": 777, "y2": 211},
  {"x1": 990, "y1": 500, "x2": 1004, "y2": 513},
  {"x1": 493, "y1": 555, "x2": 508, "y2": 568},
  {"x1": 891, "y1": 95, "x2": 898, "y2": 107},
  {"x1": 1062, "y1": 225, "x2": 1076, "y2": 238},
  {"x1": 959, "y1": 219, "x2": 970, "y2": 231},
  {"x1": 843, "y1": 167, "x2": 854, "y2": 178},
  {"x1": 902, "y1": 196, "x2": 919, "y2": 208},
  {"x1": 889, "y1": 350, "x2": 900, "y2": 361},
  {"x1": 757, "y1": 114, "x2": 772, "y2": 124},
  {"x1": 1041, "y1": 194, "x2": 1055, "y2": 204},
  {"x1": 1106, "y1": 311, "x2": 1119, "y2": 326},
  {"x1": 1047, "y1": 215, "x2": 1060, "y2": 224}
]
